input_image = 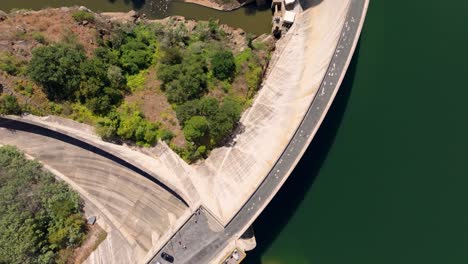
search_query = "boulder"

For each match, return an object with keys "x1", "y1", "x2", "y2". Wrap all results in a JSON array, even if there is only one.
[
  {"x1": 0, "y1": 10, "x2": 8, "y2": 22},
  {"x1": 128, "y1": 10, "x2": 138, "y2": 18},
  {"x1": 79, "y1": 6, "x2": 91, "y2": 12}
]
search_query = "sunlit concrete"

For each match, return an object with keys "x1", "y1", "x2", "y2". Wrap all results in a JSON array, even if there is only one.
[
  {"x1": 0, "y1": 0, "x2": 368, "y2": 262},
  {"x1": 192, "y1": 0, "x2": 352, "y2": 224},
  {"x1": 0, "y1": 126, "x2": 190, "y2": 264}
]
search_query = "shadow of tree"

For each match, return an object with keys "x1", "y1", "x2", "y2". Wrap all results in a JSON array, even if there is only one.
[
  {"x1": 244, "y1": 42, "x2": 362, "y2": 264},
  {"x1": 107, "y1": 0, "x2": 146, "y2": 10}
]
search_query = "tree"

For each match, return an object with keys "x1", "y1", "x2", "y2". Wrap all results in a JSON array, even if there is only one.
[
  {"x1": 207, "y1": 97, "x2": 242, "y2": 143},
  {"x1": 199, "y1": 97, "x2": 219, "y2": 116},
  {"x1": 96, "y1": 114, "x2": 120, "y2": 141},
  {"x1": 160, "y1": 47, "x2": 182, "y2": 65},
  {"x1": 220, "y1": 96, "x2": 242, "y2": 122},
  {"x1": 119, "y1": 40, "x2": 153, "y2": 75},
  {"x1": 107, "y1": 65, "x2": 126, "y2": 89},
  {"x1": 175, "y1": 99, "x2": 201, "y2": 125},
  {"x1": 211, "y1": 50, "x2": 236, "y2": 81},
  {"x1": 0, "y1": 95, "x2": 21, "y2": 115},
  {"x1": 183, "y1": 116, "x2": 209, "y2": 144},
  {"x1": 94, "y1": 47, "x2": 119, "y2": 66},
  {"x1": 135, "y1": 121, "x2": 159, "y2": 146},
  {"x1": 208, "y1": 111, "x2": 234, "y2": 143},
  {"x1": 162, "y1": 55, "x2": 208, "y2": 104},
  {"x1": 117, "y1": 111, "x2": 144, "y2": 140},
  {"x1": 0, "y1": 146, "x2": 87, "y2": 264},
  {"x1": 77, "y1": 59, "x2": 124, "y2": 115},
  {"x1": 28, "y1": 44, "x2": 86, "y2": 100}
]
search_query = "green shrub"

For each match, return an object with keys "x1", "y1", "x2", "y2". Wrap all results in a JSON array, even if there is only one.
[
  {"x1": 0, "y1": 146, "x2": 87, "y2": 264},
  {"x1": 72, "y1": 11, "x2": 95, "y2": 23},
  {"x1": 183, "y1": 116, "x2": 209, "y2": 144},
  {"x1": 28, "y1": 44, "x2": 86, "y2": 100},
  {"x1": 158, "y1": 129, "x2": 174, "y2": 142},
  {"x1": 234, "y1": 48, "x2": 252, "y2": 73},
  {"x1": 160, "y1": 55, "x2": 208, "y2": 104},
  {"x1": 69, "y1": 103, "x2": 97, "y2": 124},
  {"x1": 117, "y1": 110, "x2": 144, "y2": 140},
  {"x1": 0, "y1": 52, "x2": 22, "y2": 76},
  {"x1": 120, "y1": 40, "x2": 154, "y2": 75},
  {"x1": 0, "y1": 95, "x2": 21, "y2": 115},
  {"x1": 32, "y1": 32, "x2": 46, "y2": 44},
  {"x1": 96, "y1": 116, "x2": 119, "y2": 141},
  {"x1": 246, "y1": 63, "x2": 263, "y2": 97},
  {"x1": 135, "y1": 122, "x2": 159, "y2": 146},
  {"x1": 211, "y1": 50, "x2": 236, "y2": 81},
  {"x1": 127, "y1": 70, "x2": 148, "y2": 92},
  {"x1": 49, "y1": 102, "x2": 63, "y2": 115}
]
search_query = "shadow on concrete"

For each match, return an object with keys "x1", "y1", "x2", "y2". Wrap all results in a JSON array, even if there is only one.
[
  {"x1": 107, "y1": 0, "x2": 146, "y2": 10},
  {"x1": 0, "y1": 118, "x2": 190, "y2": 207},
  {"x1": 244, "y1": 41, "x2": 361, "y2": 264}
]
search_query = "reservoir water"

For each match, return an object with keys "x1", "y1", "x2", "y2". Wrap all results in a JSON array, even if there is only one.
[
  {"x1": 2, "y1": 0, "x2": 468, "y2": 263},
  {"x1": 248, "y1": 1, "x2": 468, "y2": 264},
  {"x1": 0, "y1": 0, "x2": 272, "y2": 35}
]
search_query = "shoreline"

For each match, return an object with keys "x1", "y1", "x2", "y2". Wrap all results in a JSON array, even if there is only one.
[{"x1": 175, "y1": 0, "x2": 253, "y2": 11}]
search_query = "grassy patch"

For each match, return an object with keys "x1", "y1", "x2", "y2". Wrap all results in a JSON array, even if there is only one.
[
  {"x1": 72, "y1": 11, "x2": 95, "y2": 23},
  {"x1": 127, "y1": 70, "x2": 149, "y2": 92},
  {"x1": 0, "y1": 52, "x2": 24, "y2": 76},
  {"x1": 31, "y1": 31, "x2": 47, "y2": 44},
  {"x1": 69, "y1": 103, "x2": 98, "y2": 125}
]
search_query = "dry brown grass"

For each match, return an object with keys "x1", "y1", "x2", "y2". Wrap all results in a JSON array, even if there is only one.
[
  {"x1": 0, "y1": 8, "x2": 101, "y2": 59},
  {"x1": 70, "y1": 224, "x2": 107, "y2": 264},
  {"x1": 125, "y1": 67, "x2": 186, "y2": 147}
]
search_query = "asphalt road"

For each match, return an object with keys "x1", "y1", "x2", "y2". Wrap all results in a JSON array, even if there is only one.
[{"x1": 150, "y1": 0, "x2": 367, "y2": 263}]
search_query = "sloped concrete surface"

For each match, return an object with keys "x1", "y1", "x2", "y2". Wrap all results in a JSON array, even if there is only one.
[
  {"x1": 150, "y1": 0, "x2": 368, "y2": 263},
  {"x1": 0, "y1": 124, "x2": 189, "y2": 264},
  {"x1": 192, "y1": 0, "x2": 351, "y2": 225},
  {"x1": 0, "y1": 0, "x2": 368, "y2": 262}
]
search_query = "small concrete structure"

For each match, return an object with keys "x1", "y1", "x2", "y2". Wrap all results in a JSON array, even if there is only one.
[
  {"x1": 87, "y1": 216, "x2": 97, "y2": 225},
  {"x1": 271, "y1": 0, "x2": 283, "y2": 9},
  {"x1": 284, "y1": 10, "x2": 296, "y2": 25}
]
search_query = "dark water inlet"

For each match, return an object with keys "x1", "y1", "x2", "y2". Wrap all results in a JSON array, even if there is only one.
[{"x1": 0, "y1": 0, "x2": 272, "y2": 35}]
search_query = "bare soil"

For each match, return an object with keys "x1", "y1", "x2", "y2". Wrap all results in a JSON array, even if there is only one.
[
  {"x1": 70, "y1": 224, "x2": 107, "y2": 264},
  {"x1": 0, "y1": 8, "x2": 103, "y2": 59},
  {"x1": 125, "y1": 67, "x2": 186, "y2": 147}
]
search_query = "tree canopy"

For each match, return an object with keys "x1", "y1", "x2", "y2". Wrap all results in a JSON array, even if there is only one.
[
  {"x1": 0, "y1": 95, "x2": 21, "y2": 115},
  {"x1": 0, "y1": 146, "x2": 87, "y2": 264},
  {"x1": 28, "y1": 44, "x2": 86, "y2": 101},
  {"x1": 183, "y1": 116, "x2": 209, "y2": 144},
  {"x1": 211, "y1": 50, "x2": 236, "y2": 81}
]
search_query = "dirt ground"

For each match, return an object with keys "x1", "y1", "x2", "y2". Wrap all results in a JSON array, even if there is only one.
[
  {"x1": 70, "y1": 224, "x2": 107, "y2": 264},
  {"x1": 0, "y1": 8, "x2": 273, "y2": 150},
  {"x1": 125, "y1": 67, "x2": 186, "y2": 147},
  {"x1": 0, "y1": 8, "x2": 103, "y2": 60}
]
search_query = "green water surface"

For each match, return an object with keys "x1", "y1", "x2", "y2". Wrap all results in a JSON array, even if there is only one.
[
  {"x1": 0, "y1": 0, "x2": 271, "y2": 35},
  {"x1": 247, "y1": 1, "x2": 468, "y2": 264}
]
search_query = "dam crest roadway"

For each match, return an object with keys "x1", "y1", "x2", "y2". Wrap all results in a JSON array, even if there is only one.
[{"x1": 0, "y1": 0, "x2": 369, "y2": 263}]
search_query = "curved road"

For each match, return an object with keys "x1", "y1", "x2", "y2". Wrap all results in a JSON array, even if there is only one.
[{"x1": 150, "y1": 0, "x2": 369, "y2": 263}]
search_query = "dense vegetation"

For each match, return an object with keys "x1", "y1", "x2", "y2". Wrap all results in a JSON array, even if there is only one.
[
  {"x1": 0, "y1": 14, "x2": 270, "y2": 162},
  {"x1": 0, "y1": 146, "x2": 87, "y2": 264}
]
